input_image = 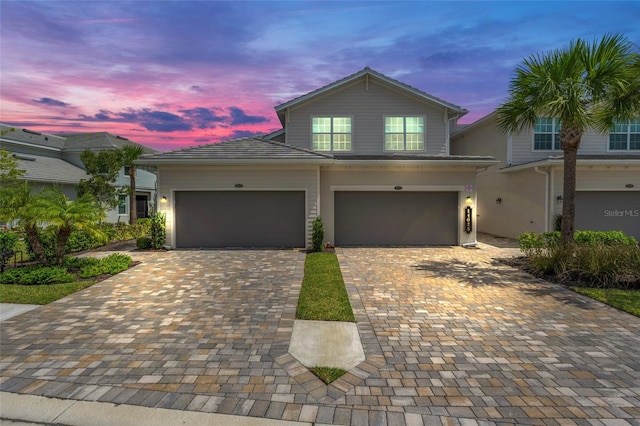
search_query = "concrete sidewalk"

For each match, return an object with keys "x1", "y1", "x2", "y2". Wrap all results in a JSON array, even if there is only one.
[{"x1": 0, "y1": 392, "x2": 308, "y2": 426}]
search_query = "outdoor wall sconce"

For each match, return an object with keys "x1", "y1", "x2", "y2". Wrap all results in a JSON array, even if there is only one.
[
  {"x1": 235, "y1": 183, "x2": 244, "y2": 188},
  {"x1": 465, "y1": 196, "x2": 473, "y2": 204},
  {"x1": 160, "y1": 196, "x2": 168, "y2": 203},
  {"x1": 556, "y1": 195, "x2": 563, "y2": 201},
  {"x1": 394, "y1": 186, "x2": 402, "y2": 190},
  {"x1": 495, "y1": 197, "x2": 502, "y2": 204},
  {"x1": 626, "y1": 184, "x2": 634, "y2": 188}
]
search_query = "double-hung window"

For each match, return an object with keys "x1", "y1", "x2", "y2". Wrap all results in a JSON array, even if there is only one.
[
  {"x1": 385, "y1": 116, "x2": 424, "y2": 151},
  {"x1": 609, "y1": 119, "x2": 640, "y2": 151},
  {"x1": 118, "y1": 195, "x2": 127, "y2": 215},
  {"x1": 533, "y1": 117, "x2": 562, "y2": 151},
  {"x1": 312, "y1": 117, "x2": 352, "y2": 151}
]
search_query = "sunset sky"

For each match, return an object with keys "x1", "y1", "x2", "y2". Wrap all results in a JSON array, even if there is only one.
[{"x1": 1, "y1": 1, "x2": 639, "y2": 151}]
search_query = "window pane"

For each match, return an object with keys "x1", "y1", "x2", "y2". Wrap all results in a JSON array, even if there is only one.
[
  {"x1": 609, "y1": 134, "x2": 627, "y2": 150},
  {"x1": 313, "y1": 134, "x2": 331, "y2": 151},
  {"x1": 385, "y1": 134, "x2": 404, "y2": 150},
  {"x1": 405, "y1": 134, "x2": 424, "y2": 150},
  {"x1": 406, "y1": 117, "x2": 424, "y2": 133},
  {"x1": 630, "y1": 134, "x2": 640, "y2": 150},
  {"x1": 333, "y1": 117, "x2": 351, "y2": 133},
  {"x1": 312, "y1": 117, "x2": 331, "y2": 133},
  {"x1": 534, "y1": 134, "x2": 552, "y2": 150},
  {"x1": 333, "y1": 134, "x2": 351, "y2": 151},
  {"x1": 534, "y1": 117, "x2": 553, "y2": 133},
  {"x1": 118, "y1": 196, "x2": 126, "y2": 214},
  {"x1": 385, "y1": 117, "x2": 404, "y2": 133}
]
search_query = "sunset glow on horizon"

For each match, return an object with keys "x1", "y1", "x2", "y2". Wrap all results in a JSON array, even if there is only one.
[{"x1": 1, "y1": 1, "x2": 638, "y2": 152}]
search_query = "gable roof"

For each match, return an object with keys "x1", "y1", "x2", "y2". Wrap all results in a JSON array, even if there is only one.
[
  {"x1": 274, "y1": 67, "x2": 468, "y2": 125},
  {"x1": 137, "y1": 137, "x2": 333, "y2": 165},
  {"x1": 1, "y1": 123, "x2": 67, "y2": 151},
  {"x1": 59, "y1": 132, "x2": 158, "y2": 154}
]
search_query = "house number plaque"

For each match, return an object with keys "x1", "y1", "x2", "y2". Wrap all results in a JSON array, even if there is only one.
[{"x1": 464, "y1": 206, "x2": 473, "y2": 233}]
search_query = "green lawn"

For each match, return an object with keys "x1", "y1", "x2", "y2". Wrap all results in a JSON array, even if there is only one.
[
  {"x1": 296, "y1": 251, "x2": 355, "y2": 322},
  {"x1": 0, "y1": 280, "x2": 97, "y2": 305},
  {"x1": 310, "y1": 366, "x2": 348, "y2": 384},
  {"x1": 571, "y1": 287, "x2": 640, "y2": 317}
]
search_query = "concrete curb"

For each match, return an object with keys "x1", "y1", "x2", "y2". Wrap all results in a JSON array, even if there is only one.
[{"x1": 0, "y1": 392, "x2": 310, "y2": 426}]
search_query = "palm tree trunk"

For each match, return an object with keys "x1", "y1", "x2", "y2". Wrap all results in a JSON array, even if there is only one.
[
  {"x1": 56, "y1": 225, "x2": 71, "y2": 266},
  {"x1": 129, "y1": 167, "x2": 137, "y2": 225},
  {"x1": 559, "y1": 125, "x2": 582, "y2": 246},
  {"x1": 25, "y1": 223, "x2": 47, "y2": 265}
]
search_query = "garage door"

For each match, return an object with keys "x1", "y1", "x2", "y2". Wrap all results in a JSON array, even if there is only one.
[
  {"x1": 175, "y1": 191, "x2": 305, "y2": 248},
  {"x1": 334, "y1": 191, "x2": 458, "y2": 246},
  {"x1": 576, "y1": 191, "x2": 640, "y2": 239}
]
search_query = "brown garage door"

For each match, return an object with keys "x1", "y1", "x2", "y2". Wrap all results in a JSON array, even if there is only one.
[
  {"x1": 334, "y1": 191, "x2": 458, "y2": 246},
  {"x1": 576, "y1": 191, "x2": 640, "y2": 239},
  {"x1": 175, "y1": 191, "x2": 305, "y2": 248}
]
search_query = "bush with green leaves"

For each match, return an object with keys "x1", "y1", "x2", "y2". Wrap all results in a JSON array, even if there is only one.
[
  {"x1": 0, "y1": 265, "x2": 75, "y2": 285},
  {"x1": 78, "y1": 253, "x2": 132, "y2": 278},
  {"x1": 136, "y1": 236, "x2": 152, "y2": 249},
  {"x1": 149, "y1": 212, "x2": 166, "y2": 249},
  {"x1": 311, "y1": 217, "x2": 324, "y2": 252},
  {"x1": 0, "y1": 230, "x2": 19, "y2": 272}
]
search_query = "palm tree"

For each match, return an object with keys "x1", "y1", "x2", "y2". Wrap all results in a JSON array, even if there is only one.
[
  {"x1": 34, "y1": 189, "x2": 106, "y2": 265},
  {"x1": 496, "y1": 34, "x2": 640, "y2": 244},
  {"x1": 120, "y1": 145, "x2": 145, "y2": 225}
]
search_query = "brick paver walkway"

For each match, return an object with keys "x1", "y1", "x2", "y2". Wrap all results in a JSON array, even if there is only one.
[{"x1": 1, "y1": 243, "x2": 639, "y2": 425}]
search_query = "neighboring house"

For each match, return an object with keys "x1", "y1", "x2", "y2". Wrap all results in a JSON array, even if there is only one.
[
  {"x1": 451, "y1": 113, "x2": 640, "y2": 239},
  {"x1": 138, "y1": 67, "x2": 497, "y2": 249},
  {"x1": 0, "y1": 124, "x2": 158, "y2": 224}
]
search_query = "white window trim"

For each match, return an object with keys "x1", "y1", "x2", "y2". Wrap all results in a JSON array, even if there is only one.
[
  {"x1": 310, "y1": 116, "x2": 353, "y2": 152},
  {"x1": 532, "y1": 117, "x2": 562, "y2": 152},
  {"x1": 607, "y1": 119, "x2": 640, "y2": 152},
  {"x1": 383, "y1": 115, "x2": 427, "y2": 152},
  {"x1": 118, "y1": 195, "x2": 128, "y2": 215}
]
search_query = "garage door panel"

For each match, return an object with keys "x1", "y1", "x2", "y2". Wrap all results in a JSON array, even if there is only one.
[
  {"x1": 335, "y1": 191, "x2": 457, "y2": 246},
  {"x1": 576, "y1": 191, "x2": 640, "y2": 239},
  {"x1": 175, "y1": 191, "x2": 305, "y2": 248}
]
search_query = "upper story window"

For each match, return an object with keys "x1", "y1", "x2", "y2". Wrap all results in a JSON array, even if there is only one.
[
  {"x1": 385, "y1": 116, "x2": 425, "y2": 151},
  {"x1": 609, "y1": 119, "x2": 640, "y2": 151},
  {"x1": 312, "y1": 117, "x2": 352, "y2": 151},
  {"x1": 533, "y1": 117, "x2": 562, "y2": 150}
]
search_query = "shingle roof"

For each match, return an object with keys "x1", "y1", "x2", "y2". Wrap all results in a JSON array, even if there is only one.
[
  {"x1": 274, "y1": 67, "x2": 468, "y2": 123},
  {"x1": 60, "y1": 132, "x2": 158, "y2": 154},
  {"x1": 1, "y1": 124, "x2": 67, "y2": 150},
  {"x1": 12, "y1": 153, "x2": 88, "y2": 184},
  {"x1": 138, "y1": 137, "x2": 333, "y2": 163}
]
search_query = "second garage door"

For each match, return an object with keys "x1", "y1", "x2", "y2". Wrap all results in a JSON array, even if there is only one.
[
  {"x1": 576, "y1": 191, "x2": 640, "y2": 239},
  {"x1": 175, "y1": 191, "x2": 305, "y2": 248},
  {"x1": 334, "y1": 191, "x2": 458, "y2": 246}
]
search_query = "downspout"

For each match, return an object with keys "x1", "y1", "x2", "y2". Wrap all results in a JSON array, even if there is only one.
[{"x1": 534, "y1": 167, "x2": 550, "y2": 232}]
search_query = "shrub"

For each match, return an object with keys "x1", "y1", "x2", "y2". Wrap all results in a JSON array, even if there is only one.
[
  {"x1": 62, "y1": 256, "x2": 99, "y2": 269},
  {"x1": 136, "y1": 236, "x2": 152, "y2": 249},
  {"x1": 66, "y1": 230, "x2": 103, "y2": 252},
  {"x1": 0, "y1": 231, "x2": 18, "y2": 273},
  {"x1": 311, "y1": 217, "x2": 324, "y2": 252},
  {"x1": 0, "y1": 265, "x2": 75, "y2": 285},
  {"x1": 149, "y1": 212, "x2": 166, "y2": 249},
  {"x1": 78, "y1": 253, "x2": 131, "y2": 278}
]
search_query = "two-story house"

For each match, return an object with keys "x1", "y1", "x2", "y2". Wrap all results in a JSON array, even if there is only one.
[
  {"x1": 138, "y1": 67, "x2": 497, "y2": 249},
  {"x1": 451, "y1": 113, "x2": 640, "y2": 239},
  {"x1": 1, "y1": 124, "x2": 158, "y2": 224}
]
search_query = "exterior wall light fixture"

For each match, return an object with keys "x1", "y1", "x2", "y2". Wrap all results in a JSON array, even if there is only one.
[
  {"x1": 556, "y1": 195, "x2": 563, "y2": 201},
  {"x1": 496, "y1": 197, "x2": 502, "y2": 204},
  {"x1": 160, "y1": 196, "x2": 168, "y2": 203},
  {"x1": 465, "y1": 196, "x2": 473, "y2": 204}
]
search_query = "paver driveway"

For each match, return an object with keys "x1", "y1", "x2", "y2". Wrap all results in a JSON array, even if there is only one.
[{"x1": 1, "y1": 244, "x2": 639, "y2": 425}]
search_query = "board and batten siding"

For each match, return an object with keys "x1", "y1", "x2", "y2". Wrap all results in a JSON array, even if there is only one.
[
  {"x1": 319, "y1": 166, "x2": 478, "y2": 246},
  {"x1": 284, "y1": 79, "x2": 449, "y2": 155},
  {"x1": 157, "y1": 165, "x2": 319, "y2": 248}
]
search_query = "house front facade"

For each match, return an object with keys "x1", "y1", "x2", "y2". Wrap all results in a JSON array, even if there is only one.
[
  {"x1": 139, "y1": 68, "x2": 497, "y2": 249},
  {"x1": 0, "y1": 124, "x2": 158, "y2": 224},
  {"x1": 451, "y1": 114, "x2": 640, "y2": 239}
]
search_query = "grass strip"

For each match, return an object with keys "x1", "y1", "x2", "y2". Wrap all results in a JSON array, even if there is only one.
[
  {"x1": 0, "y1": 281, "x2": 97, "y2": 305},
  {"x1": 296, "y1": 252, "x2": 355, "y2": 322},
  {"x1": 571, "y1": 287, "x2": 640, "y2": 317},
  {"x1": 310, "y1": 366, "x2": 347, "y2": 384}
]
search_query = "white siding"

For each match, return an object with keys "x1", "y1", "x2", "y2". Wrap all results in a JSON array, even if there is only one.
[
  {"x1": 284, "y1": 79, "x2": 449, "y2": 156},
  {"x1": 157, "y1": 165, "x2": 319, "y2": 248}
]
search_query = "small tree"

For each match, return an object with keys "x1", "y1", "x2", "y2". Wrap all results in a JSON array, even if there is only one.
[
  {"x1": 77, "y1": 149, "x2": 125, "y2": 211},
  {"x1": 120, "y1": 144, "x2": 145, "y2": 225},
  {"x1": 311, "y1": 217, "x2": 324, "y2": 252}
]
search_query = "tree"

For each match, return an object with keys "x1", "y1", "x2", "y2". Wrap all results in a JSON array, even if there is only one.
[
  {"x1": 0, "y1": 148, "x2": 25, "y2": 185},
  {"x1": 76, "y1": 149, "x2": 125, "y2": 211},
  {"x1": 120, "y1": 144, "x2": 145, "y2": 225},
  {"x1": 496, "y1": 34, "x2": 640, "y2": 244},
  {"x1": 32, "y1": 188, "x2": 105, "y2": 265}
]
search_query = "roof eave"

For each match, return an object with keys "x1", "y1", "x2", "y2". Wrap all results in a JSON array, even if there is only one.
[{"x1": 499, "y1": 158, "x2": 640, "y2": 173}]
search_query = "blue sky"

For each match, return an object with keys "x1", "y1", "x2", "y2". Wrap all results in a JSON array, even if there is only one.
[{"x1": 1, "y1": 1, "x2": 638, "y2": 151}]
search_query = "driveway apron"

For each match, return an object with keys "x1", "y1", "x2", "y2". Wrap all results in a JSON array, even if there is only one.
[{"x1": 1, "y1": 245, "x2": 640, "y2": 425}]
